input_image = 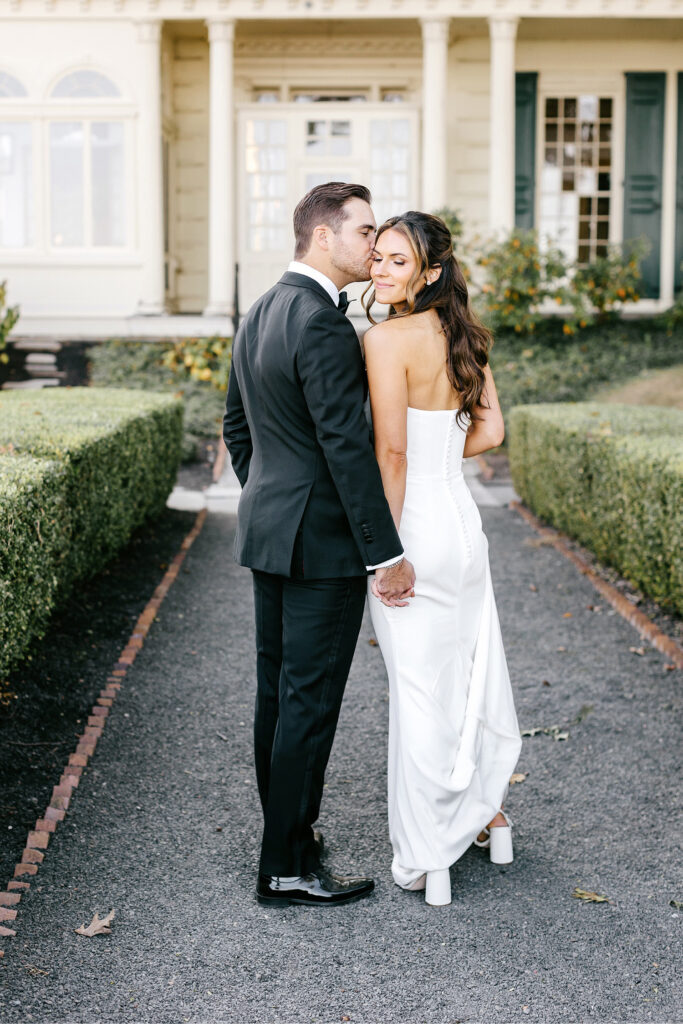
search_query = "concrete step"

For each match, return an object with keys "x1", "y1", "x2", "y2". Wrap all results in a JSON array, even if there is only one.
[
  {"x1": 11, "y1": 338, "x2": 64, "y2": 354},
  {"x1": 2, "y1": 379, "x2": 61, "y2": 390}
]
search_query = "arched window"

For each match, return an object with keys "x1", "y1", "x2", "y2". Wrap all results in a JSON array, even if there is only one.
[
  {"x1": 0, "y1": 71, "x2": 32, "y2": 248},
  {"x1": 0, "y1": 71, "x2": 27, "y2": 98},
  {"x1": 51, "y1": 70, "x2": 120, "y2": 99},
  {"x1": 48, "y1": 69, "x2": 127, "y2": 249}
]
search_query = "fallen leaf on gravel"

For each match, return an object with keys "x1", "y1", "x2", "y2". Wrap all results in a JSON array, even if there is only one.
[
  {"x1": 510, "y1": 773, "x2": 527, "y2": 784},
  {"x1": 75, "y1": 910, "x2": 115, "y2": 937},
  {"x1": 557, "y1": 646, "x2": 567, "y2": 652},
  {"x1": 670, "y1": 899, "x2": 683, "y2": 909},
  {"x1": 664, "y1": 664, "x2": 676, "y2": 672},
  {"x1": 368, "y1": 637, "x2": 378, "y2": 646},
  {"x1": 542, "y1": 679, "x2": 551, "y2": 687},
  {"x1": 629, "y1": 646, "x2": 646, "y2": 656},
  {"x1": 23, "y1": 963, "x2": 49, "y2": 976},
  {"x1": 572, "y1": 888, "x2": 609, "y2": 903},
  {"x1": 529, "y1": 584, "x2": 537, "y2": 592},
  {"x1": 563, "y1": 612, "x2": 573, "y2": 618}
]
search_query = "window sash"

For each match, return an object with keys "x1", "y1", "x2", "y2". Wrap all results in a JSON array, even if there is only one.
[
  {"x1": 0, "y1": 121, "x2": 34, "y2": 248},
  {"x1": 47, "y1": 118, "x2": 127, "y2": 250},
  {"x1": 538, "y1": 93, "x2": 614, "y2": 265}
]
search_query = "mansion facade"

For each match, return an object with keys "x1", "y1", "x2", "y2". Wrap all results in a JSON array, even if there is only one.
[{"x1": 0, "y1": 0, "x2": 682, "y2": 336}]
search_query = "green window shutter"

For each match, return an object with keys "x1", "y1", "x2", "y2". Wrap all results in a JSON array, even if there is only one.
[
  {"x1": 515, "y1": 72, "x2": 537, "y2": 230},
  {"x1": 624, "y1": 72, "x2": 665, "y2": 299},
  {"x1": 675, "y1": 73, "x2": 683, "y2": 294}
]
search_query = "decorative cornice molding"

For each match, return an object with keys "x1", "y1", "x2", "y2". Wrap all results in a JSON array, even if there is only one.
[
  {"x1": 234, "y1": 35, "x2": 421, "y2": 56},
  {"x1": 2, "y1": 0, "x2": 683, "y2": 17}
]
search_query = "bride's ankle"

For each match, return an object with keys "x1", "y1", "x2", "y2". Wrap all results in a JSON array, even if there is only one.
[{"x1": 487, "y1": 811, "x2": 508, "y2": 829}]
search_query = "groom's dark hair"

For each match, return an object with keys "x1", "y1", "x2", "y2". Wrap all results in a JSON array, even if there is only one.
[{"x1": 293, "y1": 182, "x2": 372, "y2": 259}]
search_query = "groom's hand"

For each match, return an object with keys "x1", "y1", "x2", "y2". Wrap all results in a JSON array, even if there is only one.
[{"x1": 374, "y1": 558, "x2": 416, "y2": 607}]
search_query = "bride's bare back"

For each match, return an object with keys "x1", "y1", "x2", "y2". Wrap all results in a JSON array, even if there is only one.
[{"x1": 367, "y1": 308, "x2": 459, "y2": 412}]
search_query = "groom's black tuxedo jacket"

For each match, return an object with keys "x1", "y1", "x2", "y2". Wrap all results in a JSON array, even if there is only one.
[{"x1": 223, "y1": 271, "x2": 402, "y2": 578}]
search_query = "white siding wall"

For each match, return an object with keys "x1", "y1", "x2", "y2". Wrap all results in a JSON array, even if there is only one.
[
  {"x1": 0, "y1": 19, "x2": 147, "y2": 320},
  {"x1": 171, "y1": 35, "x2": 210, "y2": 313}
]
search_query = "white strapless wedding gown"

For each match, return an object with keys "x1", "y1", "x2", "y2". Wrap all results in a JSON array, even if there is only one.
[{"x1": 369, "y1": 407, "x2": 522, "y2": 888}]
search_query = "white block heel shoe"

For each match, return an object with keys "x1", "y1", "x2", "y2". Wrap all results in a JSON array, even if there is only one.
[
  {"x1": 489, "y1": 818, "x2": 514, "y2": 864},
  {"x1": 425, "y1": 869, "x2": 451, "y2": 906},
  {"x1": 474, "y1": 812, "x2": 514, "y2": 865}
]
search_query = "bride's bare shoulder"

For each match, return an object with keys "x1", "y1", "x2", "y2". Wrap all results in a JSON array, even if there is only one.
[{"x1": 364, "y1": 313, "x2": 427, "y2": 347}]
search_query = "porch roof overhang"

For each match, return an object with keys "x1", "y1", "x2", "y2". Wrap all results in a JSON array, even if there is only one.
[{"x1": 2, "y1": 0, "x2": 683, "y2": 21}]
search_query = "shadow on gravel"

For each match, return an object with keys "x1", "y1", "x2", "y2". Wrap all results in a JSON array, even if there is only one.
[{"x1": 0, "y1": 507, "x2": 197, "y2": 885}]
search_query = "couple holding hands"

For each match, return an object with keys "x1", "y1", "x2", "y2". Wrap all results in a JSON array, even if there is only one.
[{"x1": 224, "y1": 182, "x2": 521, "y2": 908}]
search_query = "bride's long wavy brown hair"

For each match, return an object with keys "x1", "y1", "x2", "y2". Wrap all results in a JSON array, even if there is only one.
[{"x1": 364, "y1": 211, "x2": 491, "y2": 427}]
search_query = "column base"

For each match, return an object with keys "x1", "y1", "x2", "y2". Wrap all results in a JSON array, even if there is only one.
[
  {"x1": 136, "y1": 299, "x2": 167, "y2": 316},
  {"x1": 203, "y1": 302, "x2": 233, "y2": 318}
]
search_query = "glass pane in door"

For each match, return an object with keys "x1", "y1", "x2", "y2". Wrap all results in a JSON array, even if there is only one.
[
  {"x1": 245, "y1": 119, "x2": 288, "y2": 252},
  {"x1": 370, "y1": 119, "x2": 411, "y2": 224}
]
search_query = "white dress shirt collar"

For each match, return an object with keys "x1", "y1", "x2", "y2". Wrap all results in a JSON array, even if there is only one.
[{"x1": 288, "y1": 261, "x2": 340, "y2": 307}]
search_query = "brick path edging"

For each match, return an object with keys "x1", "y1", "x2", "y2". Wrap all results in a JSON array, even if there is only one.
[
  {"x1": 0, "y1": 508, "x2": 207, "y2": 958},
  {"x1": 511, "y1": 501, "x2": 683, "y2": 671}
]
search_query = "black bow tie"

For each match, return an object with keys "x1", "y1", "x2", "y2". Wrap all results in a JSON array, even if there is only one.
[{"x1": 338, "y1": 292, "x2": 350, "y2": 314}]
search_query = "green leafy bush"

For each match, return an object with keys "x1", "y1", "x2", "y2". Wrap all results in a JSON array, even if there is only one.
[
  {"x1": 0, "y1": 281, "x2": 19, "y2": 366},
  {"x1": 509, "y1": 402, "x2": 683, "y2": 615},
  {"x1": 0, "y1": 455, "x2": 70, "y2": 677},
  {"x1": 0, "y1": 388, "x2": 183, "y2": 677},
  {"x1": 88, "y1": 338, "x2": 230, "y2": 461},
  {"x1": 474, "y1": 230, "x2": 645, "y2": 335},
  {"x1": 572, "y1": 244, "x2": 644, "y2": 323},
  {"x1": 476, "y1": 229, "x2": 569, "y2": 334},
  {"x1": 490, "y1": 318, "x2": 683, "y2": 419}
]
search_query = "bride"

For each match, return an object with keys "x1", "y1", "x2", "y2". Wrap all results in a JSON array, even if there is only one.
[{"x1": 363, "y1": 211, "x2": 522, "y2": 907}]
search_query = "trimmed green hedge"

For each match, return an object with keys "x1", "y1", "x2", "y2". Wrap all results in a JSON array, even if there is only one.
[
  {"x1": 0, "y1": 388, "x2": 183, "y2": 677},
  {"x1": 509, "y1": 403, "x2": 683, "y2": 616}
]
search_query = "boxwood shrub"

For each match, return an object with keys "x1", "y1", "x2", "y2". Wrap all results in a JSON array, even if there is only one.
[
  {"x1": 508, "y1": 403, "x2": 683, "y2": 616},
  {"x1": 0, "y1": 388, "x2": 183, "y2": 677}
]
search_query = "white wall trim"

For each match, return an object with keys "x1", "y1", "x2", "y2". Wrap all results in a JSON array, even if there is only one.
[{"x1": 3, "y1": 0, "x2": 683, "y2": 20}]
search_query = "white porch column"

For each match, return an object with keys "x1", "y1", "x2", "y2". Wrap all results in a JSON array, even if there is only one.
[
  {"x1": 204, "y1": 18, "x2": 235, "y2": 318},
  {"x1": 421, "y1": 18, "x2": 449, "y2": 211},
  {"x1": 136, "y1": 20, "x2": 166, "y2": 315},
  {"x1": 659, "y1": 70, "x2": 678, "y2": 308},
  {"x1": 488, "y1": 16, "x2": 518, "y2": 234}
]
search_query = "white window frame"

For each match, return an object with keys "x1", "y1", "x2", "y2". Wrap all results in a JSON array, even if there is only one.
[
  {"x1": 44, "y1": 114, "x2": 133, "y2": 254},
  {"x1": 0, "y1": 68, "x2": 138, "y2": 266},
  {"x1": 535, "y1": 74, "x2": 625, "y2": 259}
]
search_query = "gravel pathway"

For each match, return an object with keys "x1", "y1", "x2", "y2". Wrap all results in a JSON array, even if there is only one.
[{"x1": 0, "y1": 506, "x2": 680, "y2": 1024}]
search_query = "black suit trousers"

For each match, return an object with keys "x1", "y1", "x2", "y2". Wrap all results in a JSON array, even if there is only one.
[{"x1": 252, "y1": 567, "x2": 367, "y2": 877}]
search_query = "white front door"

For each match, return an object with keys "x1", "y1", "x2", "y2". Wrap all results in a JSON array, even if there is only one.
[{"x1": 236, "y1": 104, "x2": 419, "y2": 313}]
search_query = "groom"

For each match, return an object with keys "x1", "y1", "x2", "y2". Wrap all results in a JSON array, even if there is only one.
[{"x1": 224, "y1": 182, "x2": 415, "y2": 907}]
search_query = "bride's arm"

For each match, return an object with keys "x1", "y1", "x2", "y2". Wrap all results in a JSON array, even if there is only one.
[
  {"x1": 462, "y1": 364, "x2": 505, "y2": 458},
  {"x1": 364, "y1": 324, "x2": 408, "y2": 532}
]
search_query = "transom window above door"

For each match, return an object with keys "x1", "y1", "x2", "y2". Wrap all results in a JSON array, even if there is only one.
[
  {"x1": 252, "y1": 88, "x2": 406, "y2": 104},
  {"x1": 539, "y1": 94, "x2": 613, "y2": 264}
]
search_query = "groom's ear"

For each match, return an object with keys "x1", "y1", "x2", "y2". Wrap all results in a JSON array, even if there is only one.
[{"x1": 312, "y1": 224, "x2": 331, "y2": 251}]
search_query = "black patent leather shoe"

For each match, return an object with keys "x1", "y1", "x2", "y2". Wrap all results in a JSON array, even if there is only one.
[{"x1": 256, "y1": 866, "x2": 374, "y2": 907}]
